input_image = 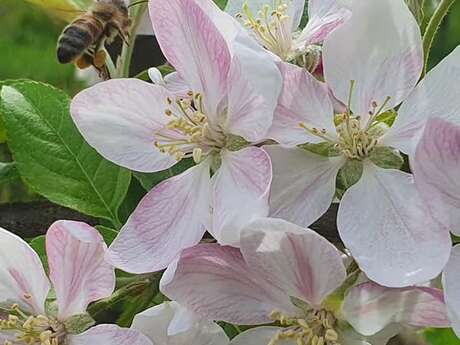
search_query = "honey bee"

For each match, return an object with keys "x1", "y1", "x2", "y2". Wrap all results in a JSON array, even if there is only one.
[{"x1": 56, "y1": 0, "x2": 132, "y2": 79}]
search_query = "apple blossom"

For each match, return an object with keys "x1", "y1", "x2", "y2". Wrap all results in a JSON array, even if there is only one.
[
  {"x1": 131, "y1": 301, "x2": 229, "y2": 345},
  {"x1": 225, "y1": 0, "x2": 349, "y2": 67},
  {"x1": 266, "y1": 0, "x2": 457, "y2": 287},
  {"x1": 411, "y1": 118, "x2": 460, "y2": 338},
  {"x1": 160, "y1": 218, "x2": 447, "y2": 345},
  {"x1": 0, "y1": 221, "x2": 151, "y2": 345},
  {"x1": 70, "y1": 0, "x2": 282, "y2": 273}
]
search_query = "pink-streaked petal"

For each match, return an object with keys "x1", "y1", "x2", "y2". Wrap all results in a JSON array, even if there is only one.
[
  {"x1": 132, "y1": 301, "x2": 229, "y2": 345},
  {"x1": 297, "y1": 0, "x2": 349, "y2": 46},
  {"x1": 225, "y1": 57, "x2": 273, "y2": 141},
  {"x1": 382, "y1": 46, "x2": 460, "y2": 155},
  {"x1": 0, "y1": 228, "x2": 49, "y2": 314},
  {"x1": 68, "y1": 324, "x2": 152, "y2": 345},
  {"x1": 241, "y1": 218, "x2": 346, "y2": 307},
  {"x1": 343, "y1": 282, "x2": 449, "y2": 336},
  {"x1": 46, "y1": 221, "x2": 115, "y2": 320},
  {"x1": 210, "y1": 148, "x2": 271, "y2": 246},
  {"x1": 338, "y1": 163, "x2": 451, "y2": 287},
  {"x1": 230, "y1": 327, "x2": 289, "y2": 345},
  {"x1": 160, "y1": 244, "x2": 286, "y2": 325},
  {"x1": 107, "y1": 162, "x2": 211, "y2": 273},
  {"x1": 412, "y1": 118, "x2": 460, "y2": 234},
  {"x1": 443, "y1": 245, "x2": 460, "y2": 337},
  {"x1": 268, "y1": 63, "x2": 337, "y2": 146},
  {"x1": 71, "y1": 79, "x2": 176, "y2": 173},
  {"x1": 266, "y1": 146, "x2": 344, "y2": 227},
  {"x1": 323, "y1": 0, "x2": 422, "y2": 120},
  {"x1": 149, "y1": 0, "x2": 230, "y2": 116}
]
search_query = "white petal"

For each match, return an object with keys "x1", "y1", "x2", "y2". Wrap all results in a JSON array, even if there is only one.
[
  {"x1": 0, "y1": 228, "x2": 49, "y2": 314},
  {"x1": 132, "y1": 302, "x2": 229, "y2": 345},
  {"x1": 443, "y1": 245, "x2": 460, "y2": 338},
  {"x1": 338, "y1": 163, "x2": 451, "y2": 287},
  {"x1": 149, "y1": 0, "x2": 231, "y2": 115},
  {"x1": 323, "y1": 0, "x2": 422, "y2": 119},
  {"x1": 343, "y1": 282, "x2": 449, "y2": 336},
  {"x1": 71, "y1": 79, "x2": 176, "y2": 172},
  {"x1": 382, "y1": 46, "x2": 460, "y2": 156},
  {"x1": 160, "y1": 244, "x2": 283, "y2": 325},
  {"x1": 266, "y1": 146, "x2": 344, "y2": 227},
  {"x1": 339, "y1": 325, "x2": 401, "y2": 345},
  {"x1": 46, "y1": 221, "x2": 115, "y2": 320},
  {"x1": 412, "y1": 118, "x2": 460, "y2": 234},
  {"x1": 268, "y1": 62, "x2": 337, "y2": 146},
  {"x1": 242, "y1": 218, "x2": 347, "y2": 307},
  {"x1": 298, "y1": 0, "x2": 349, "y2": 46},
  {"x1": 210, "y1": 148, "x2": 271, "y2": 246},
  {"x1": 107, "y1": 162, "x2": 211, "y2": 273},
  {"x1": 68, "y1": 324, "x2": 152, "y2": 345}
]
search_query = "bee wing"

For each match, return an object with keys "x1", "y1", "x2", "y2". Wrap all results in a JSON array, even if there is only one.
[{"x1": 26, "y1": 0, "x2": 89, "y2": 21}]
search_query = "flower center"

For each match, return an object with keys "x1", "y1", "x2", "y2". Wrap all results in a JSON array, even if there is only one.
[
  {"x1": 154, "y1": 91, "x2": 226, "y2": 164},
  {"x1": 269, "y1": 309, "x2": 341, "y2": 345},
  {"x1": 0, "y1": 304, "x2": 65, "y2": 345},
  {"x1": 236, "y1": 1, "x2": 293, "y2": 60},
  {"x1": 299, "y1": 81, "x2": 391, "y2": 160}
]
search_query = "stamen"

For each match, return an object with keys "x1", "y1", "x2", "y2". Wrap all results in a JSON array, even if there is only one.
[
  {"x1": 269, "y1": 309, "x2": 341, "y2": 345},
  {"x1": 154, "y1": 92, "x2": 226, "y2": 162},
  {"x1": 237, "y1": 1, "x2": 292, "y2": 59},
  {"x1": 0, "y1": 305, "x2": 63, "y2": 345}
]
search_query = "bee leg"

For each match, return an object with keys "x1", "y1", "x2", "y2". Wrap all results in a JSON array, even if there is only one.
[
  {"x1": 93, "y1": 50, "x2": 108, "y2": 69},
  {"x1": 75, "y1": 54, "x2": 93, "y2": 69}
]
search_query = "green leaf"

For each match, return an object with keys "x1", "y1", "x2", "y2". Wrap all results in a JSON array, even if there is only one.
[
  {"x1": 95, "y1": 225, "x2": 118, "y2": 245},
  {"x1": 134, "y1": 158, "x2": 195, "y2": 191},
  {"x1": 0, "y1": 81, "x2": 131, "y2": 227},
  {"x1": 369, "y1": 147, "x2": 404, "y2": 170},
  {"x1": 214, "y1": 0, "x2": 229, "y2": 10},
  {"x1": 29, "y1": 235, "x2": 47, "y2": 271},
  {"x1": 118, "y1": 177, "x2": 146, "y2": 223},
  {"x1": 336, "y1": 160, "x2": 363, "y2": 199},
  {"x1": 406, "y1": 0, "x2": 425, "y2": 24},
  {"x1": 424, "y1": 328, "x2": 460, "y2": 345},
  {"x1": 0, "y1": 162, "x2": 20, "y2": 185},
  {"x1": 299, "y1": 142, "x2": 339, "y2": 157},
  {"x1": 64, "y1": 313, "x2": 95, "y2": 334}
]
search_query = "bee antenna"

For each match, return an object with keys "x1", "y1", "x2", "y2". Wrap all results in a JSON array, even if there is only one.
[{"x1": 128, "y1": 0, "x2": 149, "y2": 8}]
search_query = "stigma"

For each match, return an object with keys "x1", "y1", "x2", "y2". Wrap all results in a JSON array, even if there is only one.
[
  {"x1": 236, "y1": 1, "x2": 293, "y2": 60},
  {"x1": 154, "y1": 91, "x2": 226, "y2": 164},
  {"x1": 0, "y1": 304, "x2": 64, "y2": 345},
  {"x1": 269, "y1": 309, "x2": 341, "y2": 345}
]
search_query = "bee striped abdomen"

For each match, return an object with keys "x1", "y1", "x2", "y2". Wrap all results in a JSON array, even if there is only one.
[{"x1": 56, "y1": 16, "x2": 104, "y2": 64}]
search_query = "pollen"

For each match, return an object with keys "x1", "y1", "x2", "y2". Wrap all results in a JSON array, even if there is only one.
[
  {"x1": 0, "y1": 304, "x2": 64, "y2": 345},
  {"x1": 299, "y1": 81, "x2": 391, "y2": 160},
  {"x1": 153, "y1": 91, "x2": 226, "y2": 164},
  {"x1": 236, "y1": 1, "x2": 292, "y2": 60},
  {"x1": 269, "y1": 309, "x2": 341, "y2": 345}
]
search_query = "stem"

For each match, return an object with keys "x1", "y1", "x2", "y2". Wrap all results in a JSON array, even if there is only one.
[
  {"x1": 87, "y1": 275, "x2": 157, "y2": 317},
  {"x1": 119, "y1": 1, "x2": 148, "y2": 78},
  {"x1": 422, "y1": 0, "x2": 457, "y2": 76}
]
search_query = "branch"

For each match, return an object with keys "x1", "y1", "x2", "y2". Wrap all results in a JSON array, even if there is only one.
[{"x1": 0, "y1": 201, "x2": 96, "y2": 237}]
